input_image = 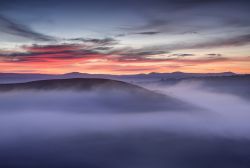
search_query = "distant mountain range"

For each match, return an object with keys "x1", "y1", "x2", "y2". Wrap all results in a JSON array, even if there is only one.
[{"x1": 0, "y1": 71, "x2": 240, "y2": 84}]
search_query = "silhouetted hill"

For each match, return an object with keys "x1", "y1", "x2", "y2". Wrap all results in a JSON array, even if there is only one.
[
  {"x1": 0, "y1": 78, "x2": 142, "y2": 92},
  {"x1": 0, "y1": 78, "x2": 197, "y2": 112}
]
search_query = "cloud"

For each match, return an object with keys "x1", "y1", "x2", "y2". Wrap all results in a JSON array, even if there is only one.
[
  {"x1": 115, "y1": 31, "x2": 161, "y2": 37},
  {"x1": 207, "y1": 54, "x2": 222, "y2": 56},
  {"x1": 23, "y1": 44, "x2": 83, "y2": 52},
  {"x1": 188, "y1": 34, "x2": 250, "y2": 49},
  {"x1": 0, "y1": 44, "x2": 102, "y2": 62},
  {"x1": 69, "y1": 37, "x2": 118, "y2": 46},
  {"x1": 93, "y1": 47, "x2": 113, "y2": 51},
  {"x1": 133, "y1": 31, "x2": 161, "y2": 35},
  {"x1": 120, "y1": 19, "x2": 171, "y2": 35},
  {"x1": 172, "y1": 54, "x2": 195, "y2": 57},
  {"x1": 109, "y1": 47, "x2": 169, "y2": 62},
  {"x1": 0, "y1": 40, "x2": 249, "y2": 66},
  {"x1": 133, "y1": 33, "x2": 250, "y2": 53},
  {"x1": 115, "y1": 56, "x2": 231, "y2": 64},
  {"x1": 206, "y1": 54, "x2": 222, "y2": 58},
  {"x1": 0, "y1": 37, "x2": 120, "y2": 62},
  {"x1": 0, "y1": 15, "x2": 55, "y2": 41}
]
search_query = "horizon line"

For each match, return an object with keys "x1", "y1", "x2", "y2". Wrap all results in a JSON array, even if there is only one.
[{"x1": 0, "y1": 71, "x2": 247, "y2": 76}]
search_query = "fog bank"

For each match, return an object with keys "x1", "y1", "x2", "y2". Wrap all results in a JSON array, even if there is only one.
[{"x1": 0, "y1": 80, "x2": 250, "y2": 168}]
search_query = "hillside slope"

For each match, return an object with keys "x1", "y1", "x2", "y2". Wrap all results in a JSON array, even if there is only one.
[{"x1": 0, "y1": 78, "x2": 197, "y2": 112}]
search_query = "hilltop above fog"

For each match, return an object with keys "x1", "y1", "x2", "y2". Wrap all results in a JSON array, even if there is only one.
[{"x1": 0, "y1": 78, "x2": 197, "y2": 113}]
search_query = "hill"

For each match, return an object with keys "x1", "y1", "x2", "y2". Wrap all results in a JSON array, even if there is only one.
[{"x1": 0, "y1": 78, "x2": 197, "y2": 112}]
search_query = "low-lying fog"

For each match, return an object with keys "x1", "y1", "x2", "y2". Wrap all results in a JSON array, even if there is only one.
[{"x1": 0, "y1": 81, "x2": 250, "y2": 168}]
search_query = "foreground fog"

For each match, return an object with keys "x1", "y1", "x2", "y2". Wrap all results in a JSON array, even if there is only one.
[{"x1": 0, "y1": 80, "x2": 250, "y2": 168}]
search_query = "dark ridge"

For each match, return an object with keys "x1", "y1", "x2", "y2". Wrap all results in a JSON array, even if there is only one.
[
  {"x1": 0, "y1": 78, "x2": 145, "y2": 92},
  {"x1": 0, "y1": 78, "x2": 198, "y2": 112}
]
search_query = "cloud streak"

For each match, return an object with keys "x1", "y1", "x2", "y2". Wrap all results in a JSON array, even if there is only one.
[
  {"x1": 133, "y1": 31, "x2": 161, "y2": 35},
  {"x1": 0, "y1": 15, "x2": 55, "y2": 41},
  {"x1": 188, "y1": 34, "x2": 250, "y2": 49},
  {"x1": 0, "y1": 44, "x2": 101, "y2": 62},
  {"x1": 69, "y1": 37, "x2": 118, "y2": 46},
  {"x1": 0, "y1": 40, "x2": 250, "y2": 64},
  {"x1": 136, "y1": 33, "x2": 250, "y2": 53}
]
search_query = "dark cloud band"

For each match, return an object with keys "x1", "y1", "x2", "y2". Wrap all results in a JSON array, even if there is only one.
[{"x1": 0, "y1": 15, "x2": 55, "y2": 41}]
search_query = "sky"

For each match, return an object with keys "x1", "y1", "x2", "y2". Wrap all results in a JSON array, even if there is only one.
[{"x1": 0, "y1": 0, "x2": 250, "y2": 74}]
